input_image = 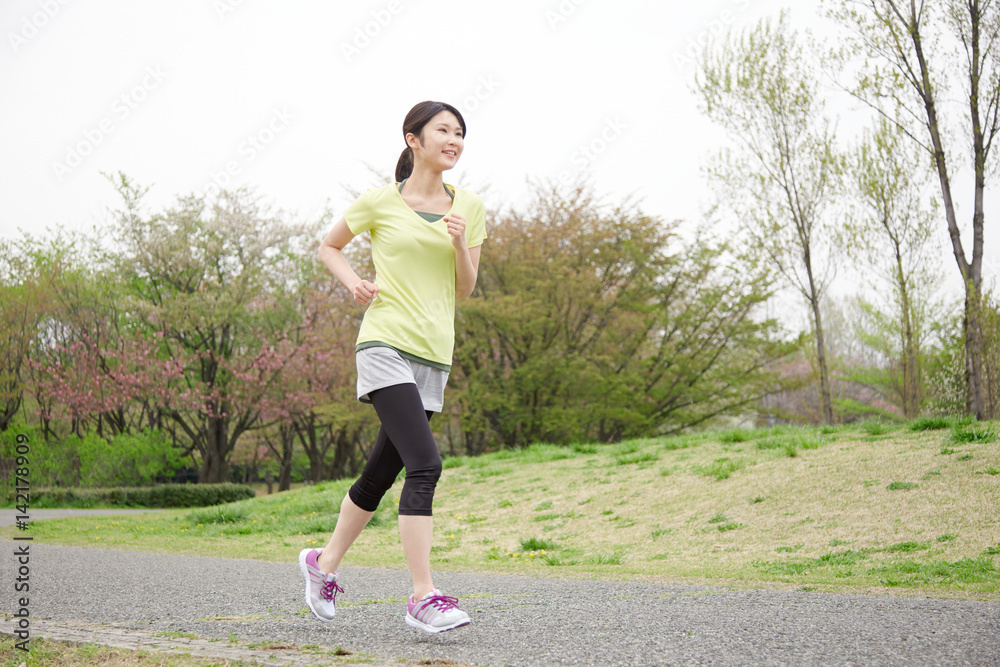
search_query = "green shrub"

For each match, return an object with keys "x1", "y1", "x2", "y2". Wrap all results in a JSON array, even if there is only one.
[
  {"x1": 908, "y1": 416, "x2": 954, "y2": 431},
  {"x1": 188, "y1": 504, "x2": 251, "y2": 524},
  {"x1": 8, "y1": 483, "x2": 255, "y2": 508},
  {"x1": 3, "y1": 428, "x2": 183, "y2": 488},
  {"x1": 522, "y1": 443, "x2": 574, "y2": 463},
  {"x1": 887, "y1": 481, "x2": 918, "y2": 491},
  {"x1": 519, "y1": 537, "x2": 559, "y2": 551},
  {"x1": 861, "y1": 420, "x2": 892, "y2": 436},
  {"x1": 441, "y1": 456, "x2": 464, "y2": 469},
  {"x1": 756, "y1": 438, "x2": 783, "y2": 450},
  {"x1": 693, "y1": 457, "x2": 750, "y2": 480},
  {"x1": 615, "y1": 451, "x2": 659, "y2": 466},
  {"x1": 719, "y1": 429, "x2": 752, "y2": 443},
  {"x1": 951, "y1": 423, "x2": 998, "y2": 444}
]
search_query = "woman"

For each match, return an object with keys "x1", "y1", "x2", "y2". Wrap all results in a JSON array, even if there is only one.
[{"x1": 299, "y1": 101, "x2": 486, "y2": 634}]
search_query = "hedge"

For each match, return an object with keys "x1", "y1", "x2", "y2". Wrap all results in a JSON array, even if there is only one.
[{"x1": 5, "y1": 483, "x2": 255, "y2": 508}]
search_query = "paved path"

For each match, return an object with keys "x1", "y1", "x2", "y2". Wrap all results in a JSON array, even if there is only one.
[{"x1": 1, "y1": 541, "x2": 998, "y2": 666}]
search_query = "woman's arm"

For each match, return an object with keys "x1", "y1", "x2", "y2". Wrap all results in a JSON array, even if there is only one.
[
  {"x1": 445, "y1": 213, "x2": 482, "y2": 299},
  {"x1": 317, "y1": 216, "x2": 379, "y2": 305},
  {"x1": 454, "y1": 245, "x2": 481, "y2": 299}
]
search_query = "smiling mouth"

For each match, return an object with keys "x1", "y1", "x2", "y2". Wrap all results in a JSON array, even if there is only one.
[{"x1": 443, "y1": 150, "x2": 457, "y2": 157}]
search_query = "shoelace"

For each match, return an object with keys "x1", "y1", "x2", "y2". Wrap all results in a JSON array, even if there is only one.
[
  {"x1": 320, "y1": 577, "x2": 344, "y2": 602},
  {"x1": 422, "y1": 594, "x2": 459, "y2": 612}
]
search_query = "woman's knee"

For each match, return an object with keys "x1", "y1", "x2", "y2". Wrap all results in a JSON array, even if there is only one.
[
  {"x1": 349, "y1": 471, "x2": 395, "y2": 512},
  {"x1": 398, "y1": 455, "x2": 442, "y2": 515}
]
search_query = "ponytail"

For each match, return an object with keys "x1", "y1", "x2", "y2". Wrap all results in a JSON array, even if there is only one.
[{"x1": 395, "y1": 146, "x2": 414, "y2": 182}]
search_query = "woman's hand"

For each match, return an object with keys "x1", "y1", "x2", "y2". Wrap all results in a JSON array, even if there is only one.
[
  {"x1": 352, "y1": 279, "x2": 379, "y2": 305},
  {"x1": 444, "y1": 213, "x2": 468, "y2": 249}
]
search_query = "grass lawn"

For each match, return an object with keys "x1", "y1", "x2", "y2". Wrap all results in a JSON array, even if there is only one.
[
  {"x1": 0, "y1": 634, "x2": 370, "y2": 667},
  {"x1": 5, "y1": 420, "x2": 999, "y2": 601},
  {"x1": 0, "y1": 635, "x2": 248, "y2": 667}
]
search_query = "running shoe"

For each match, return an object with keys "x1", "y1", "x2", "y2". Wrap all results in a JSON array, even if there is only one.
[
  {"x1": 298, "y1": 548, "x2": 343, "y2": 621},
  {"x1": 405, "y1": 589, "x2": 471, "y2": 633}
]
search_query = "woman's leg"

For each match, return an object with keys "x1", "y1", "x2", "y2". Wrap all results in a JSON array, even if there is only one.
[
  {"x1": 366, "y1": 383, "x2": 442, "y2": 600},
  {"x1": 398, "y1": 515, "x2": 434, "y2": 600},
  {"x1": 316, "y1": 422, "x2": 404, "y2": 573},
  {"x1": 316, "y1": 385, "x2": 437, "y2": 583},
  {"x1": 315, "y1": 493, "x2": 375, "y2": 574}
]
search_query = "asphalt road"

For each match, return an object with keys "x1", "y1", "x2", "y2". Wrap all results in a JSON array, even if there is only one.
[{"x1": 1, "y1": 539, "x2": 998, "y2": 666}]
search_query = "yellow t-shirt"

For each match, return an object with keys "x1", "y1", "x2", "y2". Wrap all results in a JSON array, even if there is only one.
[{"x1": 344, "y1": 182, "x2": 487, "y2": 369}]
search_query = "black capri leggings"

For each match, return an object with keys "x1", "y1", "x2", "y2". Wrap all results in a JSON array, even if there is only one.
[{"x1": 348, "y1": 382, "x2": 442, "y2": 516}]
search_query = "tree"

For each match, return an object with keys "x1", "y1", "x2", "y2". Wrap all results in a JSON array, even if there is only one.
[
  {"x1": 452, "y1": 182, "x2": 789, "y2": 450},
  {"x1": 29, "y1": 326, "x2": 183, "y2": 437},
  {"x1": 842, "y1": 119, "x2": 943, "y2": 417},
  {"x1": 828, "y1": 0, "x2": 999, "y2": 419},
  {"x1": 108, "y1": 173, "x2": 313, "y2": 482},
  {"x1": 287, "y1": 274, "x2": 374, "y2": 483},
  {"x1": 696, "y1": 12, "x2": 843, "y2": 423},
  {"x1": 0, "y1": 237, "x2": 61, "y2": 431}
]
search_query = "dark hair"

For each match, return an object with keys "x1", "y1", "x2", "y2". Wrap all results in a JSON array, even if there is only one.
[{"x1": 395, "y1": 101, "x2": 467, "y2": 182}]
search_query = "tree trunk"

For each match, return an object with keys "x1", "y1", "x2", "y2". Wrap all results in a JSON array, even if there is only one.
[
  {"x1": 811, "y1": 300, "x2": 834, "y2": 425},
  {"x1": 277, "y1": 453, "x2": 292, "y2": 491},
  {"x1": 277, "y1": 425, "x2": 295, "y2": 492},
  {"x1": 901, "y1": 312, "x2": 919, "y2": 419},
  {"x1": 964, "y1": 290, "x2": 986, "y2": 419},
  {"x1": 0, "y1": 393, "x2": 21, "y2": 432},
  {"x1": 198, "y1": 414, "x2": 230, "y2": 483},
  {"x1": 905, "y1": 3, "x2": 986, "y2": 418},
  {"x1": 328, "y1": 427, "x2": 359, "y2": 481},
  {"x1": 896, "y1": 258, "x2": 919, "y2": 419},
  {"x1": 295, "y1": 415, "x2": 333, "y2": 483},
  {"x1": 199, "y1": 448, "x2": 225, "y2": 484}
]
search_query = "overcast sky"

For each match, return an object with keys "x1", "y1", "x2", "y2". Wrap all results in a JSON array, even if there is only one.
[{"x1": 2, "y1": 0, "x2": 997, "y2": 326}]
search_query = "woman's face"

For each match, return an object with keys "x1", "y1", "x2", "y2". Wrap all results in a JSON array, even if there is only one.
[{"x1": 409, "y1": 110, "x2": 464, "y2": 171}]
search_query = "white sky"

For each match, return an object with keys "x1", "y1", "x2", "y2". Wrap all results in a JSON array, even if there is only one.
[{"x1": 2, "y1": 0, "x2": 997, "y2": 328}]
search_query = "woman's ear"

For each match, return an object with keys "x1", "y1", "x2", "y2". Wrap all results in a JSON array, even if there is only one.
[{"x1": 405, "y1": 131, "x2": 421, "y2": 152}]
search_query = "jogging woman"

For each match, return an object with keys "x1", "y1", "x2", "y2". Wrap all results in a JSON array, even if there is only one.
[{"x1": 299, "y1": 101, "x2": 486, "y2": 634}]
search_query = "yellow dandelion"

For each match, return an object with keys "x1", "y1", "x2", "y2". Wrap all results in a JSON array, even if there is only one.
[
  {"x1": 541, "y1": 550, "x2": 546, "y2": 555},
  {"x1": 529, "y1": 553, "x2": 535, "y2": 558}
]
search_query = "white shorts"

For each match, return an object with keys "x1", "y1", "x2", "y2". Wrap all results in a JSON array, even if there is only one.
[{"x1": 355, "y1": 346, "x2": 449, "y2": 412}]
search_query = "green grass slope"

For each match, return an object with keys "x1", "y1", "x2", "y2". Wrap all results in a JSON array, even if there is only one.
[{"x1": 6, "y1": 421, "x2": 999, "y2": 600}]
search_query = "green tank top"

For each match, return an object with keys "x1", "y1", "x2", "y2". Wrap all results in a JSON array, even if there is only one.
[{"x1": 398, "y1": 179, "x2": 455, "y2": 223}]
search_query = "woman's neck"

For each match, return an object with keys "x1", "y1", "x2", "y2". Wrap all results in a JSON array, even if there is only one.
[{"x1": 403, "y1": 166, "x2": 446, "y2": 197}]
